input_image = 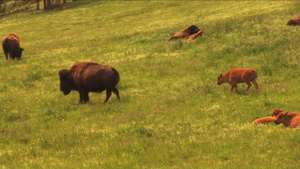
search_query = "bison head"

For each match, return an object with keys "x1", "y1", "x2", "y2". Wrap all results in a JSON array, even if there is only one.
[
  {"x1": 274, "y1": 112, "x2": 288, "y2": 125},
  {"x1": 217, "y1": 74, "x2": 224, "y2": 85},
  {"x1": 287, "y1": 20, "x2": 296, "y2": 25},
  {"x1": 15, "y1": 48, "x2": 24, "y2": 59},
  {"x1": 59, "y1": 69, "x2": 72, "y2": 95}
]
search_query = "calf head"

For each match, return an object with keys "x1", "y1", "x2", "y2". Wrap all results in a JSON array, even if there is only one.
[
  {"x1": 59, "y1": 69, "x2": 72, "y2": 95},
  {"x1": 287, "y1": 20, "x2": 297, "y2": 25},
  {"x1": 217, "y1": 74, "x2": 224, "y2": 85},
  {"x1": 275, "y1": 112, "x2": 288, "y2": 125},
  {"x1": 272, "y1": 109, "x2": 284, "y2": 117}
]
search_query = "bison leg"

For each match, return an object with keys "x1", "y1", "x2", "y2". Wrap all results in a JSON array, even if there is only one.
[
  {"x1": 231, "y1": 84, "x2": 240, "y2": 94},
  {"x1": 112, "y1": 87, "x2": 120, "y2": 101},
  {"x1": 104, "y1": 88, "x2": 112, "y2": 103},
  {"x1": 251, "y1": 80, "x2": 259, "y2": 93},
  {"x1": 245, "y1": 81, "x2": 252, "y2": 93},
  {"x1": 79, "y1": 91, "x2": 89, "y2": 104},
  {"x1": 4, "y1": 52, "x2": 8, "y2": 60}
]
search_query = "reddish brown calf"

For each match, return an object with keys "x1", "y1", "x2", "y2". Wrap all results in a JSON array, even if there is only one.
[
  {"x1": 275, "y1": 112, "x2": 300, "y2": 128},
  {"x1": 286, "y1": 17, "x2": 300, "y2": 26},
  {"x1": 186, "y1": 30, "x2": 205, "y2": 40},
  {"x1": 169, "y1": 25, "x2": 200, "y2": 41},
  {"x1": 252, "y1": 117, "x2": 276, "y2": 125},
  {"x1": 217, "y1": 68, "x2": 258, "y2": 93}
]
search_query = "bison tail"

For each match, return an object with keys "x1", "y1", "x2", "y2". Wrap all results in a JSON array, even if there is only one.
[{"x1": 112, "y1": 68, "x2": 120, "y2": 85}]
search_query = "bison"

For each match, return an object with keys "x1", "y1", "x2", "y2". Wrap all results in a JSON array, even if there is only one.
[
  {"x1": 217, "y1": 68, "x2": 259, "y2": 93},
  {"x1": 186, "y1": 30, "x2": 205, "y2": 40},
  {"x1": 169, "y1": 25, "x2": 201, "y2": 41},
  {"x1": 271, "y1": 109, "x2": 284, "y2": 117},
  {"x1": 59, "y1": 62, "x2": 120, "y2": 104},
  {"x1": 2, "y1": 33, "x2": 24, "y2": 60},
  {"x1": 286, "y1": 17, "x2": 300, "y2": 26},
  {"x1": 275, "y1": 112, "x2": 300, "y2": 128},
  {"x1": 252, "y1": 116, "x2": 276, "y2": 125}
]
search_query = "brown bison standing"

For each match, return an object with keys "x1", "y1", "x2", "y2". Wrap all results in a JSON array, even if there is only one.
[
  {"x1": 59, "y1": 62, "x2": 120, "y2": 104},
  {"x1": 169, "y1": 25, "x2": 201, "y2": 41},
  {"x1": 217, "y1": 68, "x2": 259, "y2": 93},
  {"x1": 2, "y1": 33, "x2": 24, "y2": 60},
  {"x1": 286, "y1": 17, "x2": 300, "y2": 26}
]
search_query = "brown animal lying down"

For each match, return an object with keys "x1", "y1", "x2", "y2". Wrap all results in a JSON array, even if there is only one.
[
  {"x1": 275, "y1": 112, "x2": 300, "y2": 128},
  {"x1": 186, "y1": 30, "x2": 205, "y2": 40},
  {"x1": 286, "y1": 17, "x2": 300, "y2": 26},
  {"x1": 2, "y1": 33, "x2": 24, "y2": 60},
  {"x1": 169, "y1": 25, "x2": 201, "y2": 41},
  {"x1": 217, "y1": 68, "x2": 259, "y2": 93},
  {"x1": 252, "y1": 117, "x2": 276, "y2": 125},
  {"x1": 59, "y1": 62, "x2": 120, "y2": 104}
]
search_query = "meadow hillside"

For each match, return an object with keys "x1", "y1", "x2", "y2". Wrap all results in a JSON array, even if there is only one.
[{"x1": 0, "y1": 1, "x2": 300, "y2": 168}]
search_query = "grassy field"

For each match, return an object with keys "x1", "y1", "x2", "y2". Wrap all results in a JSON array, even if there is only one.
[{"x1": 0, "y1": 1, "x2": 300, "y2": 168}]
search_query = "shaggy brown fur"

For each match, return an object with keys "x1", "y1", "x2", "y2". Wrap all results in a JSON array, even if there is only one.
[
  {"x1": 186, "y1": 30, "x2": 205, "y2": 40},
  {"x1": 169, "y1": 25, "x2": 200, "y2": 41},
  {"x1": 252, "y1": 117, "x2": 276, "y2": 125},
  {"x1": 2, "y1": 33, "x2": 24, "y2": 60},
  {"x1": 59, "y1": 62, "x2": 120, "y2": 104},
  {"x1": 217, "y1": 68, "x2": 258, "y2": 93},
  {"x1": 286, "y1": 17, "x2": 300, "y2": 26},
  {"x1": 275, "y1": 112, "x2": 300, "y2": 128}
]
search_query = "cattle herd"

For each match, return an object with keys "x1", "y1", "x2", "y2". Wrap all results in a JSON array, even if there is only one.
[{"x1": 2, "y1": 17, "x2": 300, "y2": 128}]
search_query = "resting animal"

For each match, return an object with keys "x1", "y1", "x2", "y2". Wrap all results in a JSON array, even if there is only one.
[
  {"x1": 186, "y1": 30, "x2": 205, "y2": 40},
  {"x1": 286, "y1": 17, "x2": 300, "y2": 26},
  {"x1": 275, "y1": 112, "x2": 300, "y2": 128},
  {"x1": 169, "y1": 25, "x2": 200, "y2": 41}
]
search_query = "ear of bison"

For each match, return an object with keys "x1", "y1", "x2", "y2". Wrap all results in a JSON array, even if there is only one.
[
  {"x1": 219, "y1": 74, "x2": 222, "y2": 77},
  {"x1": 20, "y1": 48, "x2": 24, "y2": 51}
]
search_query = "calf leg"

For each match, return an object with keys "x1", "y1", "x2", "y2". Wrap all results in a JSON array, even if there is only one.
[
  {"x1": 251, "y1": 80, "x2": 259, "y2": 92},
  {"x1": 245, "y1": 81, "x2": 252, "y2": 93}
]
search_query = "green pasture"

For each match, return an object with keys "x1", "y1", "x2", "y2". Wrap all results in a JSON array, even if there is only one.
[{"x1": 0, "y1": 1, "x2": 299, "y2": 168}]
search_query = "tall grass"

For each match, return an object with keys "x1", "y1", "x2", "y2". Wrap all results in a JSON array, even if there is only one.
[{"x1": 0, "y1": 1, "x2": 300, "y2": 168}]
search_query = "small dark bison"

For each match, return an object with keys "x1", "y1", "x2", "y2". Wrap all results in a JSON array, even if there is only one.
[
  {"x1": 286, "y1": 17, "x2": 300, "y2": 26},
  {"x1": 59, "y1": 62, "x2": 120, "y2": 104},
  {"x1": 169, "y1": 25, "x2": 201, "y2": 41},
  {"x1": 217, "y1": 68, "x2": 259, "y2": 93},
  {"x1": 2, "y1": 33, "x2": 24, "y2": 60}
]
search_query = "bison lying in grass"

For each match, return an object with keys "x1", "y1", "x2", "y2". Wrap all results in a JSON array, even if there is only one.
[
  {"x1": 169, "y1": 25, "x2": 201, "y2": 41},
  {"x1": 217, "y1": 68, "x2": 258, "y2": 93},
  {"x1": 286, "y1": 17, "x2": 300, "y2": 26},
  {"x1": 2, "y1": 33, "x2": 24, "y2": 60},
  {"x1": 252, "y1": 117, "x2": 277, "y2": 125},
  {"x1": 59, "y1": 62, "x2": 120, "y2": 104},
  {"x1": 186, "y1": 30, "x2": 205, "y2": 40},
  {"x1": 275, "y1": 112, "x2": 300, "y2": 128}
]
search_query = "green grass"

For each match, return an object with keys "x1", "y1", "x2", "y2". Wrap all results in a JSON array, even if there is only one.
[{"x1": 0, "y1": 1, "x2": 300, "y2": 168}]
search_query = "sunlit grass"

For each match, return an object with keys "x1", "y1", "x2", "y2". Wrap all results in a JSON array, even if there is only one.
[{"x1": 0, "y1": 1, "x2": 299, "y2": 168}]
